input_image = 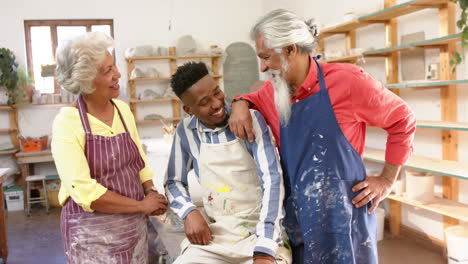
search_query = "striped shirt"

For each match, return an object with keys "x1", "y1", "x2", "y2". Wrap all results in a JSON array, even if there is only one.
[{"x1": 166, "y1": 109, "x2": 285, "y2": 257}]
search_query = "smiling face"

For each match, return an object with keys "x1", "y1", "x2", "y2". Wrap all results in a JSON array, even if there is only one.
[
  {"x1": 255, "y1": 34, "x2": 294, "y2": 125},
  {"x1": 91, "y1": 51, "x2": 121, "y2": 100},
  {"x1": 180, "y1": 75, "x2": 227, "y2": 129}
]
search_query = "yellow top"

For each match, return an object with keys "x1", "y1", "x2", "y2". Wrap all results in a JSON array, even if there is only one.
[{"x1": 51, "y1": 99, "x2": 153, "y2": 212}]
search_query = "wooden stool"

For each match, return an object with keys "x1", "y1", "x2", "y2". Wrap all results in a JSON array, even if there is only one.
[{"x1": 25, "y1": 175, "x2": 49, "y2": 216}]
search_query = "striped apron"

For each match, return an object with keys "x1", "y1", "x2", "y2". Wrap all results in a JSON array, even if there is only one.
[{"x1": 60, "y1": 95, "x2": 148, "y2": 264}]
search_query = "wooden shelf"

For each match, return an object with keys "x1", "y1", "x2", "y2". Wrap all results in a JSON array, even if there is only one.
[
  {"x1": 177, "y1": 54, "x2": 222, "y2": 59},
  {"x1": 320, "y1": 19, "x2": 371, "y2": 36},
  {"x1": 129, "y1": 77, "x2": 171, "y2": 81},
  {"x1": 13, "y1": 103, "x2": 70, "y2": 107},
  {"x1": 0, "y1": 128, "x2": 17, "y2": 133},
  {"x1": 417, "y1": 120, "x2": 468, "y2": 131},
  {"x1": 126, "y1": 54, "x2": 222, "y2": 62},
  {"x1": 15, "y1": 150, "x2": 53, "y2": 164},
  {"x1": 320, "y1": 0, "x2": 448, "y2": 38},
  {"x1": 386, "y1": 79, "x2": 468, "y2": 89},
  {"x1": 137, "y1": 117, "x2": 182, "y2": 125},
  {"x1": 129, "y1": 74, "x2": 222, "y2": 82},
  {"x1": 325, "y1": 53, "x2": 363, "y2": 63},
  {"x1": 387, "y1": 194, "x2": 468, "y2": 222},
  {"x1": 130, "y1": 98, "x2": 178, "y2": 103},
  {"x1": 0, "y1": 106, "x2": 13, "y2": 111},
  {"x1": 363, "y1": 34, "x2": 460, "y2": 57},
  {"x1": 0, "y1": 149, "x2": 19, "y2": 156},
  {"x1": 360, "y1": 0, "x2": 447, "y2": 22},
  {"x1": 126, "y1": 56, "x2": 172, "y2": 62},
  {"x1": 364, "y1": 148, "x2": 468, "y2": 180}
]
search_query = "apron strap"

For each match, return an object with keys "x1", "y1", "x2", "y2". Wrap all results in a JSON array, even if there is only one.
[
  {"x1": 110, "y1": 100, "x2": 130, "y2": 133},
  {"x1": 313, "y1": 57, "x2": 327, "y2": 92},
  {"x1": 77, "y1": 94, "x2": 92, "y2": 135},
  {"x1": 77, "y1": 95, "x2": 130, "y2": 134}
]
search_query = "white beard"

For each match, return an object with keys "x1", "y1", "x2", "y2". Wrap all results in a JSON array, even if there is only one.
[{"x1": 269, "y1": 67, "x2": 292, "y2": 126}]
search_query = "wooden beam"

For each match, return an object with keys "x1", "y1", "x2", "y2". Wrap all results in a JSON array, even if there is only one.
[
  {"x1": 439, "y1": 1, "x2": 459, "y2": 229},
  {"x1": 9, "y1": 107, "x2": 19, "y2": 150},
  {"x1": 169, "y1": 47, "x2": 177, "y2": 74},
  {"x1": 345, "y1": 30, "x2": 356, "y2": 52},
  {"x1": 169, "y1": 47, "x2": 180, "y2": 126},
  {"x1": 127, "y1": 59, "x2": 137, "y2": 119},
  {"x1": 385, "y1": 0, "x2": 399, "y2": 96},
  {"x1": 211, "y1": 45, "x2": 220, "y2": 85},
  {"x1": 384, "y1": 0, "x2": 401, "y2": 232},
  {"x1": 317, "y1": 38, "x2": 324, "y2": 57},
  {"x1": 389, "y1": 199, "x2": 401, "y2": 235}
]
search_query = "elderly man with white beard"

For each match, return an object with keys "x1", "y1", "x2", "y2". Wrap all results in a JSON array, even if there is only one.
[{"x1": 229, "y1": 9, "x2": 416, "y2": 264}]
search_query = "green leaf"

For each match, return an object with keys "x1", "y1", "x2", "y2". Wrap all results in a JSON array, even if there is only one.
[
  {"x1": 461, "y1": 0, "x2": 468, "y2": 9},
  {"x1": 457, "y1": 20, "x2": 464, "y2": 29},
  {"x1": 454, "y1": 52, "x2": 462, "y2": 64}
]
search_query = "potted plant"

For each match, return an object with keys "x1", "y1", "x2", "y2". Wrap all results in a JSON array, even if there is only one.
[
  {"x1": 450, "y1": 0, "x2": 468, "y2": 68},
  {"x1": 0, "y1": 48, "x2": 19, "y2": 105},
  {"x1": 15, "y1": 67, "x2": 35, "y2": 104}
]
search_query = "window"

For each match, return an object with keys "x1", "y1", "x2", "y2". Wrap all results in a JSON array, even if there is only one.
[{"x1": 24, "y1": 20, "x2": 114, "y2": 94}]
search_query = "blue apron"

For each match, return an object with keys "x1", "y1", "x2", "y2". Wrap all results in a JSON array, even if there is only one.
[{"x1": 279, "y1": 58, "x2": 378, "y2": 264}]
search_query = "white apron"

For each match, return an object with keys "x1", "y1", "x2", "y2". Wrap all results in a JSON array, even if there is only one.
[{"x1": 176, "y1": 122, "x2": 291, "y2": 263}]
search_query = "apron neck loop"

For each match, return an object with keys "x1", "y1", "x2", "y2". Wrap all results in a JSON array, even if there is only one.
[
  {"x1": 313, "y1": 57, "x2": 327, "y2": 92},
  {"x1": 77, "y1": 94, "x2": 130, "y2": 134}
]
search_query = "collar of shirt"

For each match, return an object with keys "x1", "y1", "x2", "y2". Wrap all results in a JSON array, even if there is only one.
[{"x1": 291, "y1": 56, "x2": 319, "y2": 103}]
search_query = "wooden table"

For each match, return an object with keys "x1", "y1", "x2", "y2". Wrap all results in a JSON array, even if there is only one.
[
  {"x1": 15, "y1": 150, "x2": 54, "y2": 208},
  {"x1": 0, "y1": 168, "x2": 11, "y2": 264}
]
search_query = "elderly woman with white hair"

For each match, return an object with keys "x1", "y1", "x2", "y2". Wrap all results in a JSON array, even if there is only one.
[{"x1": 52, "y1": 32, "x2": 168, "y2": 264}]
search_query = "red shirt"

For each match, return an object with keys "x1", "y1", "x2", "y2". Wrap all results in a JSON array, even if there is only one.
[{"x1": 239, "y1": 58, "x2": 416, "y2": 166}]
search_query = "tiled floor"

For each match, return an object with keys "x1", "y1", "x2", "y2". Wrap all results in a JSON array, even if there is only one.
[{"x1": 4, "y1": 206, "x2": 447, "y2": 264}]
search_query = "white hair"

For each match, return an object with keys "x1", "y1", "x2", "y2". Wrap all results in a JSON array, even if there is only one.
[
  {"x1": 251, "y1": 8, "x2": 319, "y2": 55},
  {"x1": 269, "y1": 54, "x2": 292, "y2": 125},
  {"x1": 56, "y1": 32, "x2": 114, "y2": 94}
]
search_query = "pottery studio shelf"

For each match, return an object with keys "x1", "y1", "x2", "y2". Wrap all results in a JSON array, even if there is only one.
[
  {"x1": 416, "y1": 120, "x2": 468, "y2": 131},
  {"x1": 0, "y1": 149, "x2": 19, "y2": 156},
  {"x1": 0, "y1": 128, "x2": 17, "y2": 134},
  {"x1": 320, "y1": 0, "x2": 449, "y2": 37},
  {"x1": 387, "y1": 194, "x2": 468, "y2": 222},
  {"x1": 126, "y1": 54, "x2": 222, "y2": 62},
  {"x1": 129, "y1": 74, "x2": 222, "y2": 82},
  {"x1": 364, "y1": 148, "x2": 468, "y2": 181},
  {"x1": 325, "y1": 53, "x2": 363, "y2": 63},
  {"x1": 130, "y1": 98, "x2": 178, "y2": 103},
  {"x1": 323, "y1": 34, "x2": 461, "y2": 63},
  {"x1": 127, "y1": 46, "x2": 223, "y2": 129},
  {"x1": 136, "y1": 117, "x2": 183, "y2": 125},
  {"x1": 363, "y1": 34, "x2": 460, "y2": 57},
  {"x1": 386, "y1": 79, "x2": 468, "y2": 89}
]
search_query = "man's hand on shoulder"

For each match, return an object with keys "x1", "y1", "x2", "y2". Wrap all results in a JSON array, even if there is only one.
[
  {"x1": 229, "y1": 98, "x2": 255, "y2": 142},
  {"x1": 184, "y1": 210, "x2": 212, "y2": 245}
]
